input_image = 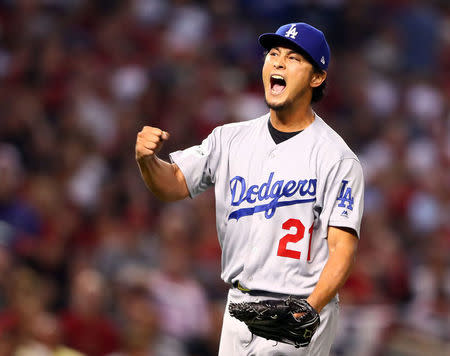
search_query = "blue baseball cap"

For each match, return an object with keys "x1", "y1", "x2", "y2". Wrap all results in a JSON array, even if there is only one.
[{"x1": 259, "y1": 23, "x2": 330, "y2": 71}]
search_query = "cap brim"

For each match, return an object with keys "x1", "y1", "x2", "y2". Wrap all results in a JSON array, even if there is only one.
[{"x1": 258, "y1": 33, "x2": 320, "y2": 69}]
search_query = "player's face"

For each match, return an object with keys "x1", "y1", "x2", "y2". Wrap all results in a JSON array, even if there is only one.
[{"x1": 262, "y1": 46, "x2": 321, "y2": 111}]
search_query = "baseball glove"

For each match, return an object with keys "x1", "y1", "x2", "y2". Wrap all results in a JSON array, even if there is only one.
[{"x1": 229, "y1": 296, "x2": 320, "y2": 348}]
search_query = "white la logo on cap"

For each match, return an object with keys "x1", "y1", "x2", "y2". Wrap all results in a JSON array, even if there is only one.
[
  {"x1": 285, "y1": 24, "x2": 298, "y2": 39},
  {"x1": 320, "y1": 56, "x2": 325, "y2": 65}
]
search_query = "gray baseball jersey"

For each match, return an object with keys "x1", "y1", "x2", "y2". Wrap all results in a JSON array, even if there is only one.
[{"x1": 170, "y1": 112, "x2": 364, "y2": 297}]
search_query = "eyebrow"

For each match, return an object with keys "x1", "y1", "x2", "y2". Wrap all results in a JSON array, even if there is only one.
[
  {"x1": 272, "y1": 47, "x2": 301, "y2": 56},
  {"x1": 286, "y1": 49, "x2": 301, "y2": 56}
]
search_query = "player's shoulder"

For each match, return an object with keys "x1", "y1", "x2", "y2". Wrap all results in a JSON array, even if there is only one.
[{"x1": 312, "y1": 114, "x2": 359, "y2": 162}]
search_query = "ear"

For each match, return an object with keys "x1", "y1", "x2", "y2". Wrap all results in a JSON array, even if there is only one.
[{"x1": 310, "y1": 70, "x2": 327, "y2": 88}]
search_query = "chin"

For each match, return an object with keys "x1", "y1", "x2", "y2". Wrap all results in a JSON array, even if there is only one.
[{"x1": 265, "y1": 96, "x2": 287, "y2": 111}]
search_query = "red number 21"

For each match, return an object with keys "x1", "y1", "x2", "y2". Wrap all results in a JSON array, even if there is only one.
[{"x1": 277, "y1": 219, "x2": 314, "y2": 260}]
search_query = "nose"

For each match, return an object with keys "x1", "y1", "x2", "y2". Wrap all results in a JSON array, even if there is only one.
[{"x1": 273, "y1": 56, "x2": 285, "y2": 69}]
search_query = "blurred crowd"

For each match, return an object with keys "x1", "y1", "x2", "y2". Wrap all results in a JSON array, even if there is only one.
[{"x1": 0, "y1": 0, "x2": 449, "y2": 355}]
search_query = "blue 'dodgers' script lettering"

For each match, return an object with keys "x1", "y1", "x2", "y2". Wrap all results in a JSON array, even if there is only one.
[{"x1": 228, "y1": 172, "x2": 317, "y2": 220}]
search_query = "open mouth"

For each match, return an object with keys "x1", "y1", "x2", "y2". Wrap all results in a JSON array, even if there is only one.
[{"x1": 270, "y1": 74, "x2": 286, "y2": 95}]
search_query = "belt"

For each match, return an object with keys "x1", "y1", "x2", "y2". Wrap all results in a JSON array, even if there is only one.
[{"x1": 232, "y1": 281, "x2": 295, "y2": 298}]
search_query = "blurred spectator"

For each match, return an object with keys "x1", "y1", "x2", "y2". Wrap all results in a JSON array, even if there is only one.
[
  {"x1": 406, "y1": 230, "x2": 450, "y2": 340},
  {"x1": 60, "y1": 269, "x2": 120, "y2": 356},
  {"x1": 0, "y1": 144, "x2": 41, "y2": 252},
  {"x1": 0, "y1": 266, "x2": 47, "y2": 327},
  {"x1": 15, "y1": 312, "x2": 84, "y2": 356},
  {"x1": 396, "y1": 0, "x2": 442, "y2": 74},
  {"x1": 148, "y1": 208, "x2": 212, "y2": 352},
  {"x1": 94, "y1": 214, "x2": 160, "y2": 283},
  {"x1": 112, "y1": 280, "x2": 186, "y2": 356}
]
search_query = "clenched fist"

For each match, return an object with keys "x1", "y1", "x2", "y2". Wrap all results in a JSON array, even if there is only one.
[{"x1": 135, "y1": 126, "x2": 170, "y2": 161}]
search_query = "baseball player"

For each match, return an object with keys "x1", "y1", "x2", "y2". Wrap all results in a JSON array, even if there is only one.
[{"x1": 136, "y1": 22, "x2": 364, "y2": 356}]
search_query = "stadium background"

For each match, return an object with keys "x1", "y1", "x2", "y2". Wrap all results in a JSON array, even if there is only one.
[{"x1": 0, "y1": 0, "x2": 449, "y2": 355}]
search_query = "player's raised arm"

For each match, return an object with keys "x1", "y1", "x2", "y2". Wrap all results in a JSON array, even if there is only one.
[{"x1": 135, "y1": 126, "x2": 189, "y2": 202}]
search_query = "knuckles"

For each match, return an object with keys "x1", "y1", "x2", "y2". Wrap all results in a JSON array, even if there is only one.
[
  {"x1": 141, "y1": 126, "x2": 162, "y2": 135},
  {"x1": 136, "y1": 126, "x2": 165, "y2": 159},
  {"x1": 137, "y1": 127, "x2": 163, "y2": 141}
]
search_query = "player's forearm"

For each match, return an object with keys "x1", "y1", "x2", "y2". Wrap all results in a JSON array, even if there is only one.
[
  {"x1": 137, "y1": 156, "x2": 189, "y2": 202},
  {"x1": 306, "y1": 237, "x2": 357, "y2": 313}
]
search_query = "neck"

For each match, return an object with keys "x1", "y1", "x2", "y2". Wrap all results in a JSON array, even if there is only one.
[{"x1": 270, "y1": 103, "x2": 315, "y2": 132}]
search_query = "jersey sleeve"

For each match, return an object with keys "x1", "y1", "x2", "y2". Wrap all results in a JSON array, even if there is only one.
[
  {"x1": 169, "y1": 128, "x2": 221, "y2": 198},
  {"x1": 322, "y1": 158, "x2": 364, "y2": 238}
]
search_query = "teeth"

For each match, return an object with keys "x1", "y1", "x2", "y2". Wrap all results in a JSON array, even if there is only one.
[{"x1": 271, "y1": 75, "x2": 284, "y2": 80}]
